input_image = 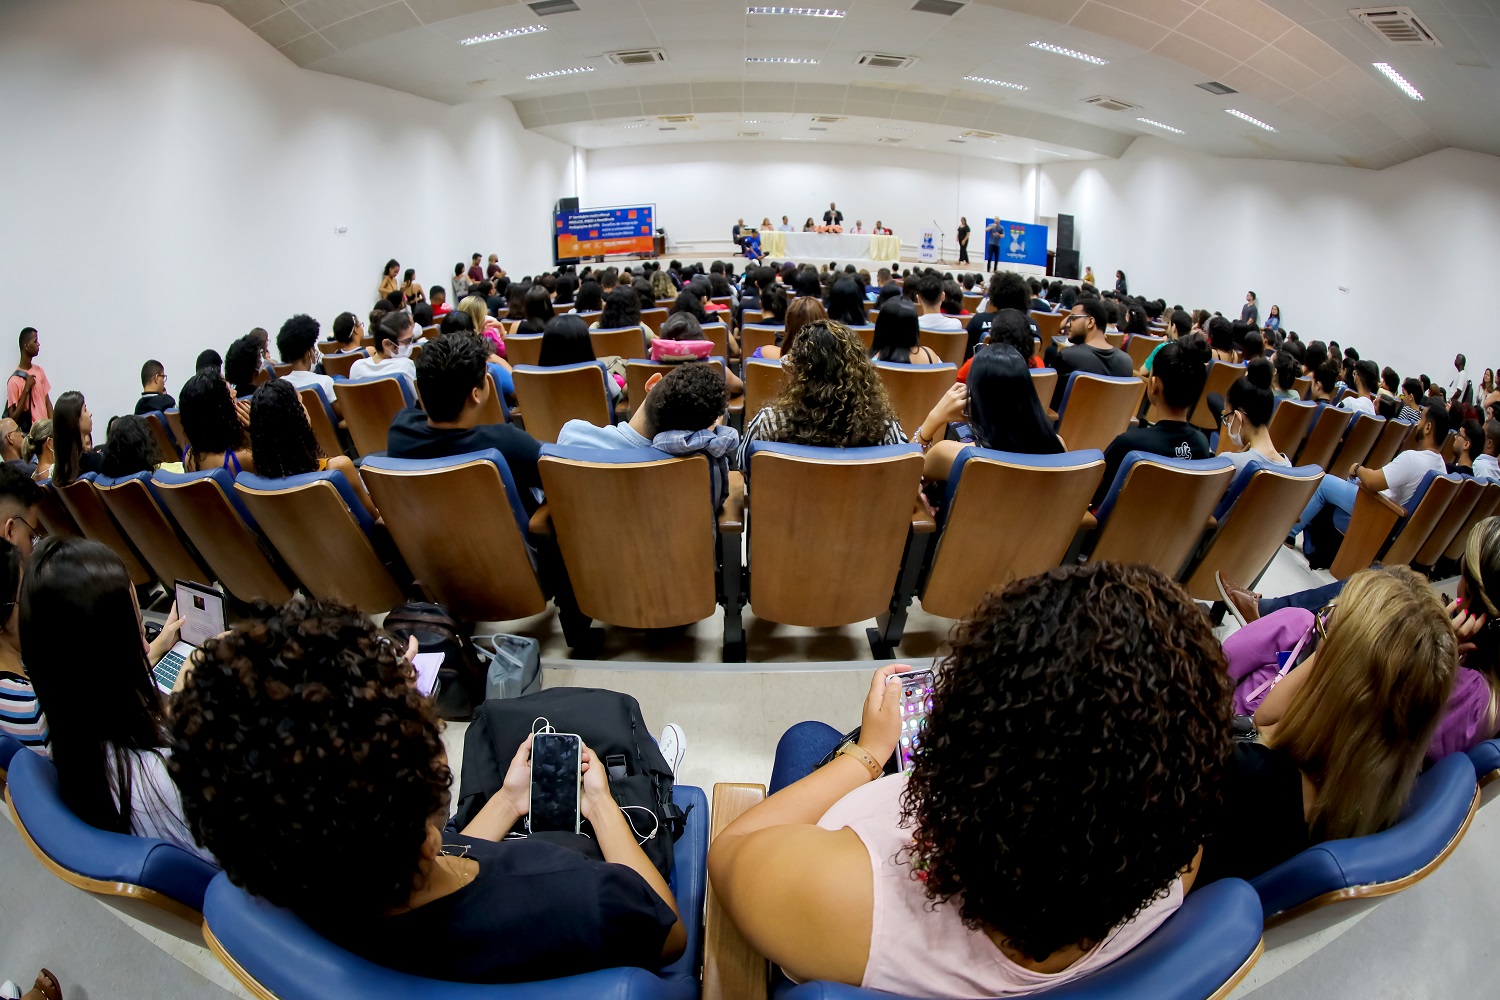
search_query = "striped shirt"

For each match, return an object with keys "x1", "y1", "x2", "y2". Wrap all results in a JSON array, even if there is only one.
[
  {"x1": 738, "y1": 406, "x2": 907, "y2": 474},
  {"x1": 0, "y1": 670, "x2": 49, "y2": 756}
]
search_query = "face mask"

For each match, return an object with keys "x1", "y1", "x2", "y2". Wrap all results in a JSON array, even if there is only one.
[
  {"x1": 395, "y1": 343, "x2": 414, "y2": 359},
  {"x1": 1227, "y1": 413, "x2": 1244, "y2": 448}
]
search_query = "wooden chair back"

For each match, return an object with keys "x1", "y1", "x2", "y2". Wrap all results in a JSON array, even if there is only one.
[
  {"x1": 421, "y1": 324, "x2": 440, "y2": 341},
  {"x1": 34, "y1": 484, "x2": 81, "y2": 539},
  {"x1": 297, "y1": 387, "x2": 345, "y2": 461},
  {"x1": 337, "y1": 378, "x2": 409, "y2": 458},
  {"x1": 1054, "y1": 374, "x2": 1145, "y2": 454},
  {"x1": 747, "y1": 445, "x2": 923, "y2": 626},
  {"x1": 625, "y1": 359, "x2": 727, "y2": 419},
  {"x1": 1445, "y1": 482, "x2": 1500, "y2": 562},
  {"x1": 54, "y1": 478, "x2": 155, "y2": 587},
  {"x1": 316, "y1": 341, "x2": 346, "y2": 355},
  {"x1": 865, "y1": 306, "x2": 879, "y2": 325},
  {"x1": 918, "y1": 329, "x2": 967, "y2": 366},
  {"x1": 164, "y1": 408, "x2": 186, "y2": 448},
  {"x1": 961, "y1": 293, "x2": 983, "y2": 314},
  {"x1": 1295, "y1": 406, "x2": 1354, "y2": 469},
  {"x1": 1292, "y1": 375, "x2": 1312, "y2": 398},
  {"x1": 699, "y1": 323, "x2": 729, "y2": 358},
  {"x1": 1328, "y1": 413, "x2": 1385, "y2": 474},
  {"x1": 1090, "y1": 458, "x2": 1235, "y2": 577},
  {"x1": 742, "y1": 309, "x2": 764, "y2": 326},
  {"x1": 743, "y1": 359, "x2": 789, "y2": 425},
  {"x1": 1364, "y1": 417, "x2": 1412, "y2": 471},
  {"x1": 1182, "y1": 465, "x2": 1322, "y2": 601},
  {"x1": 1380, "y1": 474, "x2": 1463, "y2": 569},
  {"x1": 640, "y1": 308, "x2": 669, "y2": 337},
  {"x1": 361, "y1": 456, "x2": 546, "y2": 623},
  {"x1": 272, "y1": 362, "x2": 295, "y2": 378},
  {"x1": 504, "y1": 334, "x2": 544, "y2": 368},
  {"x1": 321, "y1": 352, "x2": 364, "y2": 379},
  {"x1": 922, "y1": 449, "x2": 1106, "y2": 620},
  {"x1": 1031, "y1": 311, "x2": 1064, "y2": 341},
  {"x1": 1030, "y1": 369, "x2": 1057, "y2": 412},
  {"x1": 874, "y1": 362, "x2": 956, "y2": 439},
  {"x1": 234, "y1": 477, "x2": 403, "y2": 613},
  {"x1": 512, "y1": 363, "x2": 612, "y2": 444},
  {"x1": 1441, "y1": 429, "x2": 1460, "y2": 466},
  {"x1": 739, "y1": 325, "x2": 780, "y2": 360},
  {"x1": 848, "y1": 324, "x2": 876, "y2": 351},
  {"x1": 1190, "y1": 361, "x2": 1247, "y2": 431},
  {"x1": 572, "y1": 311, "x2": 602, "y2": 327},
  {"x1": 252, "y1": 367, "x2": 270, "y2": 387},
  {"x1": 1266, "y1": 400, "x2": 1318, "y2": 457},
  {"x1": 94, "y1": 476, "x2": 211, "y2": 590},
  {"x1": 710, "y1": 296, "x2": 734, "y2": 308},
  {"x1": 539, "y1": 453, "x2": 717, "y2": 629},
  {"x1": 142, "y1": 412, "x2": 183, "y2": 463},
  {"x1": 1125, "y1": 334, "x2": 1165, "y2": 372},
  {"x1": 1416, "y1": 476, "x2": 1485, "y2": 568},
  {"x1": 153, "y1": 472, "x2": 294, "y2": 604},
  {"x1": 477, "y1": 373, "x2": 507, "y2": 425},
  {"x1": 590, "y1": 327, "x2": 646, "y2": 362},
  {"x1": 1104, "y1": 331, "x2": 1124, "y2": 350}
]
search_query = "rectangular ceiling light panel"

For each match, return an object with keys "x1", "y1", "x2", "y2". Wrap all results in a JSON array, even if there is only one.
[
  {"x1": 1226, "y1": 108, "x2": 1277, "y2": 131},
  {"x1": 1029, "y1": 40, "x2": 1108, "y2": 65},
  {"x1": 1373, "y1": 62, "x2": 1424, "y2": 99},
  {"x1": 526, "y1": 65, "x2": 594, "y2": 79},
  {"x1": 964, "y1": 75, "x2": 1026, "y2": 90},
  {"x1": 747, "y1": 7, "x2": 847, "y2": 15},
  {"x1": 460, "y1": 25, "x2": 546, "y2": 45}
]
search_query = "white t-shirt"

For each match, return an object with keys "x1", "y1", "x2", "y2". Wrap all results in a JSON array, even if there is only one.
[
  {"x1": 1473, "y1": 453, "x2": 1500, "y2": 483},
  {"x1": 918, "y1": 313, "x2": 963, "y2": 333},
  {"x1": 282, "y1": 368, "x2": 337, "y2": 406},
  {"x1": 349, "y1": 355, "x2": 417, "y2": 396},
  {"x1": 1381, "y1": 448, "x2": 1446, "y2": 508},
  {"x1": 108, "y1": 746, "x2": 215, "y2": 864},
  {"x1": 1338, "y1": 395, "x2": 1375, "y2": 416}
]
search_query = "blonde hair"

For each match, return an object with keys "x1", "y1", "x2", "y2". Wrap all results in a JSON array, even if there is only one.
[
  {"x1": 22, "y1": 419, "x2": 52, "y2": 462},
  {"x1": 1272, "y1": 567, "x2": 1458, "y2": 841},
  {"x1": 650, "y1": 270, "x2": 675, "y2": 300},
  {"x1": 782, "y1": 297, "x2": 828, "y2": 358},
  {"x1": 457, "y1": 296, "x2": 489, "y2": 334}
]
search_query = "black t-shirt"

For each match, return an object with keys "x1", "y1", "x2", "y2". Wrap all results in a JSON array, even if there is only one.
[
  {"x1": 965, "y1": 310, "x2": 1039, "y2": 362},
  {"x1": 1095, "y1": 420, "x2": 1211, "y2": 505},
  {"x1": 386, "y1": 408, "x2": 544, "y2": 513},
  {"x1": 1197, "y1": 742, "x2": 1310, "y2": 886},
  {"x1": 321, "y1": 834, "x2": 677, "y2": 984},
  {"x1": 1044, "y1": 343, "x2": 1133, "y2": 409},
  {"x1": 134, "y1": 391, "x2": 176, "y2": 416}
]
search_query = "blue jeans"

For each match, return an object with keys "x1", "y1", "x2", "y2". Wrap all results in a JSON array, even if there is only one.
[
  {"x1": 1292, "y1": 473, "x2": 1358, "y2": 536},
  {"x1": 768, "y1": 721, "x2": 843, "y2": 795},
  {"x1": 1259, "y1": 579, "x2": 1345, "y2": 616}
]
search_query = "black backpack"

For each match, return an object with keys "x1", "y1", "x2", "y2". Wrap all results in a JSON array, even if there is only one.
[
  {"x1": 7, "y1": 371, "x2": 32, "y2": 433},
  {"x1": 454, "y1": 688, "x2": 686, "y2": 879},
  {"x1": 382, "y1": 602, "x2": 485, "y2": 720}
]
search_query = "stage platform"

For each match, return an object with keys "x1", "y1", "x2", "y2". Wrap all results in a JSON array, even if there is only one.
[{"x1": 587, "y1": 243, "x2": 1056, "y2": 281}]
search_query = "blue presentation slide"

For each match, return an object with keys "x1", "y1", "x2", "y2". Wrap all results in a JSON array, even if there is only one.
[{"x1": 985, "y1": 218, "x2": 1049, "y2": 268}]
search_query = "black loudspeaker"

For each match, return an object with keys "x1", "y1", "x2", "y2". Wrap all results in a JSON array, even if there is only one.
[
  {"x1": 557, "y1": 197, "x2": 580, "y2": 214},
  {"x1": 1056, "y1": 214, "x2": 1075, "y2": 251},
  {"x1": 1056, "y1": 249, "x2": 1080, "y2": 280}
]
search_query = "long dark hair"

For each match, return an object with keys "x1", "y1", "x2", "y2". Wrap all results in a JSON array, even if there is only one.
[
  {"x1": 250, "y1": 379, "x2": 322, "y2": 478},
  {"x1": 538, "y1": 314, "x2": 597, "y2": 367},
  {"x1": 671, "y1": 290, "x2": 709, "y2": 324},
  {"x1": 600, "y1": 286, "x2": 642, "y2": 329},
  {"x1": 100, "y1": 416, "x2": 161, "y2": 478},
  {"x1": 180, "y1": 371, "x2": 245, "y2": 457},
  {"x1": 516, "y1": 284, "x2": 554, "y2": 335},
  {"x1": 20, "y1": 537, "x2": 170, "y2": 834},
  {"x1": 870, "y1": 299, "x2": 921, "y2": 363},
  {"x1": 51, "y1": 391, "x2": 89, "y2": 486},
  {"x1": 968, "y1": 346, "x2": 1064, "y2": 454},
  {"x1": 825, "y1": 276, "x2": 867, "y2": 326}
]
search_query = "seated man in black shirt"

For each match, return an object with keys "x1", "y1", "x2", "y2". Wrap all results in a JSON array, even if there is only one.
[
  {"x1": 387, "y1": 332, "x2": 544, "y2": 512},
  {"x1": 134, "y1": 359, "x2": 176, "y2": 415},
  {"x1": 1044, "y1": 297, "x2": 1133, "y2": 410},
  {"x1": 1093, "y1": 333, "x2": 1213, "y2": 506},
  {"x1": 965, "y1": 270, "x2": 1033, "y2": 361},
  {"x1": 170, "y1": 599, "x2": 685, "y2": 985}
]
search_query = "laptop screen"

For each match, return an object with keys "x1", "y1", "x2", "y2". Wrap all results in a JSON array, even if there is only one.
[{"x1": 175, "y1": 581, "x2": 226, "y2": 649}]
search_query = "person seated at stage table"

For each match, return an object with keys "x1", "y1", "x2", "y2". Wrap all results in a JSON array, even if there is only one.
[{"x1": 872, "y1": 220, "x2": 891, "y2": 235}]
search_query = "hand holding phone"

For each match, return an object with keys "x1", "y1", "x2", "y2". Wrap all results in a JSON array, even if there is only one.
[
  {"x1": 857, "y1": 665, "x2": 906, "y2": 770},
  {"x1": 527, "y1": 732, "x2": 582, "y2": 835},
  {"x1": 890, "y1": 668, "x2": 936, "y2": 773}
]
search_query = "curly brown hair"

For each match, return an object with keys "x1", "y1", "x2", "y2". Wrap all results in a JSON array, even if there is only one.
[
  {"x1": 167, "y1": 598, "x2": 450, "y2": 920},
  {"x1": 901, "y1": 562, "x2": 1233, "y2": 963},
  {"x1": 768, "y1": 320, "x2": 899, "y2": 448}
]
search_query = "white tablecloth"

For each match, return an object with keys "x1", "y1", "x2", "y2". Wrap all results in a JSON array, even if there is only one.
[{"x1": 758, "y1": 231, "x2": 902, "y2": 262}]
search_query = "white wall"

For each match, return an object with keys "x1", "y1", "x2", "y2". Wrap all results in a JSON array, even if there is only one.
[
  {"x1": 0, "y1": 0, "x2": 574, "y2": 424},
  {"x1": 1038, "y1": 138, "x2": 1500, "y2": 385}
]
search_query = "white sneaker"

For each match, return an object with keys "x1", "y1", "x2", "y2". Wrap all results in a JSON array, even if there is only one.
[
  {"x1": 659, "y1": 722, "x2": 687, "y2": 776},
  {"x1": 1, "y1": 981, "x2": 21, "y2": 1000}
]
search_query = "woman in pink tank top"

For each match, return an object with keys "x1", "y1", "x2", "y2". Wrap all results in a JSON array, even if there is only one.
[{"x1": 709, "y1": 563, "x2": 1236, "y2": 998}]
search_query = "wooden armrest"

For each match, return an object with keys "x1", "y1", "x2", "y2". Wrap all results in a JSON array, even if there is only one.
[
  {"x1": 528, "y1": 503, "x2": 553, "y2": 536},
  {"x1": 718, "y1": 472, "x2": 746, "y2": 534},
  {"x1": 704, "y1": 783, "x2": 770, "y2": 1000},
  {"x1": 1330, "y1": 482, "x2": 1405, "y2": 579},
  {"x1": 911, "y1": 498, "x2": 937, "y2": 534},
  {"x1": 1080, "y1": 510, "x2": 1098, "y2": 531}
]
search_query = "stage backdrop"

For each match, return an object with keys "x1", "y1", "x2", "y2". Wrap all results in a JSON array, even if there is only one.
[
  {"x1": 555, "y1": 204, "x2": 655, "y2": 259},
  {"x1": 985, "y1": 218, "x2": 1048, "y2": 268}
]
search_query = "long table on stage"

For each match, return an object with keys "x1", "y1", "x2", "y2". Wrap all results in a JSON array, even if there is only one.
[{"x1": 758, "y1": 230, "x2": 902, "y2": 261}]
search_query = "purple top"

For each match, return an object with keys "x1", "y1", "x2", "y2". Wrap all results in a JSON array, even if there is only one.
[{"x1": 1428, "y1": 667, "x2": 1496, "y2": 762}]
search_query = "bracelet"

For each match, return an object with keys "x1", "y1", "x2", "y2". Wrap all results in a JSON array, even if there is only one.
[{"x1": 836, "y1": 742, "x2": 885, "y2": 780}]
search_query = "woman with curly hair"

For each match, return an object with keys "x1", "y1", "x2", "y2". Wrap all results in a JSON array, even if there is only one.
[
  {"x1": 709, "y1": 563, "x2": 1233, "y2": 996},
  {"x1": 168, "y1": 598, "x2": 685, "y2": 983},
  {"x1": 247, "y1": 380, "x2": 378, "y2": 517},
  {"x1": 737, "y1": 320, "x2": 905, "y2": 473},
  {"x1": 179, "y1": 371, "x2": 253, "y2": 474}
]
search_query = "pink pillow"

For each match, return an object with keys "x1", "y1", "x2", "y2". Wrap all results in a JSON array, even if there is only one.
[{"x1": 650, "y1": 339, "x2": 713, "y2": 363}]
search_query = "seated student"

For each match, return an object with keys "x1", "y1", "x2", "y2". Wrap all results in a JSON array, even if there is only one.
[
  {"x1": 224, "y1": 333, "x2": 266, "y2": 401},
  {"x1": 759, "y1": 283, "x2": 790, "y2": 328},
  {"x1": 538, "y1": 314, "x2": 623, "y2": 406},
  {"x1": 1221, "y1": 373, "x2": 1288, "y2": 473},
  {"x1": 328, "y1": 311, "x2": 367, "y2": 357},
  {"x1": 869, "y1": 300, "x2": 938, "y2": 366},
  {"x1": 1398, "y1": 377, "x2": 1425, "y2": 423},
  {"x1": 755, "y1": 297, "x2": 825, "y2": 364},
  {"x1": 709, "y1": 562, "x2": 1233, "y2": 996},
  {"x1": 1093, "y1": 335, "x2": 1212, "y2": 506},
  {"x1": 19, "y1": 538, "x2": 213, "y2": 862},
  {"x1": 0, "y1": 538, "x2": 44, "y2": 755},
  {"x1": 655, "y1": 313, "x2": 744, "y2": 396},
  {"x1": 1272, "y1": 351, "x2": 1302, "y2": 399},
  {"x1": 1197, "y1": 566, "x2": 1456, "y2": 885},
  {"x1": 22, "y1": 421, "x2": 53, "y2": 483},
  {"x1": 248, "y1": 380, "x2": 378, "y2": 518},
  {"x1": 1338, "y1": 359, "x2": 1379, "y2": 416},
  {"x1": 1473, "y1": 420, "x2": 1500, "y2": 482},
  {"x1": 459, "y1": 295, "x2": 507, "y2": 358},
  {"x1": 350, "y1": 312, "x2": 418, "y2": 396},
  {"x1": 99, "y1": 416, "x2": 174, "y2": 477},
  {"x1": 387, "y1": 333, "x2": 542, "y2": 512},
  {"x1": 1307, "y1": 362, "x2": 1340, "y2": 404},
  {"x1": 574, "y1": 280, "x2": 604, "y2": 314},
  {"x1": 276, "y1": 315, "x2": 341, "y2": 416},
  {"x1": 135, "y1": 360, "x2": 176, "y2": 416},
  {"x1": 168, "y1": 597, "x2": 683, "y2": 983},
  {"x1": 47, "y1": 392, "x2": 102, "y2": 487},
  {"x1": 822, "y1": 276, "x2": 866, "y2": 329},
  {"x1": 594, "y1": 286, "x2": 651, "y2": 342},
  {"x1": 738, "y1": 320, "x2": 906, "y2": 473},
  {"x1": 195, "y1": 349, "x2": 223, "y2": 379},
  {"x1": 965, "y1": 272, "x2": 1033, "y2": 361},
  {"x1": 0, "y1": 463, "x2": 42, "y2": 559},
  {"x1": 179, "y1": 371, "x2": 255, "y2": 474},
  {"x1": 514, "y1": 285, "x2": 555, "y2": 335},
  {"x1": 957, "y1": 309, "x2": 1038, "y2": 383},
  {"x1": 1450, "y1": 417, "x2": 1485, "y2": 476},
  {"x1": 1043, "y1": 298, "x2": 1133, "y2": 410},
  {"x1": 1289, "y1": 402, "x2": 1449, "y2": 544},
  {"x1": 916, "y1": 344, "x2": 1065, "y2": 484},
  {"x1": 912, "y1": 273, "x2": 962, "y2": 334},
  {"x1": 428, "y1": 284, "x2": 452, "y2": 319}
]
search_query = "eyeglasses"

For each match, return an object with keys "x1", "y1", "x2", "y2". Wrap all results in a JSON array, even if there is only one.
[
  {"x1": 1315, "y1": 600, "x2": 1337, "y2": 640},
  {"x1": 8, "y1": 516, "x2": 41, "y2": 548}
]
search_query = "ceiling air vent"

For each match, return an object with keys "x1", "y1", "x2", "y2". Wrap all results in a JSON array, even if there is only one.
[
  {"x1": 1196, "y1": 81, "x2": 1238, "y2": 95},
  {"x1": 809, "y1": 126, "x2": 829, "y2": 131},
  {"x1": 857, "y1": 52, "x2": 916, "y2": 69},
  {"x1": 528, "y1": 0, "x2": 580, "y2": 15},
  {"x1": 738, "y1": 131, "x2": 763, "y2": 137},
  {"x1": 877, "y1": 136, "x2": 904, "y2": 143},
  {"x1": 947, "y1": 138, "x2": 966, "y2": 143},
  {"x1": 911, "y1": 0, "x2": 964, "y2": 14},
  {"x1": 658, "y1": 126, "x2": 677, "y2": 131},
  {"x1": 608, "y1": 48, "x2": 668, "y2": 66},
  {"x1": 810, "y1": 115, "x2": 846, "y2": 123},
  {"x1": 960, "y1": 129, "x2": 1001, "y2": 139},
  {"x1": 657, "y1": 114, "x2": 694, "y2": 123},
  {"x1": 1351, "y1": 6, "x2": 1441, "y2": 46},
  {"x1": 1082, "y1": 94, "x2": 1141, "y2": 112}
]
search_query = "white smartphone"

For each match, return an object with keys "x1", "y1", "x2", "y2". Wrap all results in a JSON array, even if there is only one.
[
  {"x1": 527, "y1": 732, "x2": 582, "y2": 834},
  {"x1": 891, "y1": 668, "x2": 936, "y2": 773}
]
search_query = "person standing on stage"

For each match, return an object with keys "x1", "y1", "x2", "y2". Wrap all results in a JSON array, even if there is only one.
[
  {"x1": 957, "y1": 216, "x2": 970, "y2": 264},
  {"x1": 985, "y1": 217, "x2": 1003, "y2": 272},
  {"x1": 823, "y1": 202, "x2": 843, "y2": 228}
]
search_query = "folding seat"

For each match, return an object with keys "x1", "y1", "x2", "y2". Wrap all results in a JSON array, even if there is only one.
[
  {"x1": 477, "y1": 372, "x2": 508, "y2": 425},
  {"x1": 1292, "y1": 374, "x2": 1313, "y2": 398},
  {"x1": 297, "y1": 386, "x2": 345, "y2": 461},
  {"x1": 52, "y1": 475, "x2": 154, "y2": 586},
  {"x1": 743, "y1": 443, "x2": 929, "y2": 657},
  {"x1": 316, "y1": 341, "x2": 345, "y2": 355},
  {"x1": 153, "y1": 468, "x2": 296, "y2": 604},
  {"x1": 1180, "y1": 460, "x2": 1323, "y2": 602},
  {"x1": 1087, "y1": 453, "x2": 1235, "y2": 578},
  {"x1": 1031, "y1": 310, "x2": 1064, "y2": 341},
  {"x1": 336, "y1": 375, "x2": 415, "y2": 458},
  {"x1": 625, "y1": 359, "x2": 727, "y2": 419},
  {"x1": 1363, "y1": 417, "x2": 1414, "y2": 470},
  {"x1": 201, "y1": 785, "x2": 710, "y2": 1000},
  {"x1": 1328, "y1": 413, "x2": 1385, "y2": 474},
  {"x1": 1328, "y1": 470, "x2": 1460, "y2": 579},
  {"x1": 1125, "y1": 333, "x2": 1165, "y2": 372},
  {"x1": 420, "y1": 324, "x2": 439, "y2": 340},
  {"x1": 1104, "y1": 331, "x2": 1125, "y2": 350},
  {"x1": 34, "y1": 481, "x2": 81, "y2": 539},
  {"x1": 864, "y1": 305, "x2": 878, "y2": 325},
  {"x1": 512, "y1": 362, "x2": 613, "y2": 444},
  {"x1": 741, "y1": 308, "x2": 764, "y2": 326},
  {"x1": 738, "y1": 324, "x2": 781, "y2": 362},
  {"x1": 1441, "y1": 429, "x2": 1460, "y2": 466},
  {"x1": 698, "y1": 322, "x2": 729, "y2": 358},
  {"x1": 1293, "y1": 405, "x2": 1353, "y2": 470},
  {"x1": 742, "y1": 359, "x2": 790, "y2": 425},
  {"x1": 503, "y1": 333, "x2": 544, "y2": 367},
  {"x1": 1188, "y1": 360, "x2": 1246, "y2": 432},
  {"x1": 142, "y1": 411, "x2": 182, "y2": 463},
  {"x1": 961, "y1": 292, "x2": 983, "y2": 313},
  {"x1": 320, "y1": 351, "x2": 364, "y2": 379},
  {"x1": 1053, "y1": 373, "x2": 1144, "y2": 454},
  {"x1": 917, "y1": 329, "x2": 966, "y2": 365},
  {"x1": 1467, "y1": 739, "x2": 1500, "y2": 797},
  {"x1": 538, "y1": 446, "x2": 746, "y2": 659},
  {"x1": 1442, "y1": 481, "x2": 1500, "y2": 564},
  {"x1": 1265, "y1": 399, "x2": 1318, "y2": 457},
  {"x1": 5, "y1": 749, "x2": 218, "y2": 926},
  {"x1": 710, "y1": 296, "x2": 734, "y2": 308},
  {"x1": 572, "y1": 310, "x2": 602, "y2": 327},
  {"x1": 1029, "y1": 368, "x2": 1057, "y2": 415},
  {"x1": 272, "y1": 362, "x2": 296, "y2": 378},
  {"x1": 641, "y1": 307, "x2": 669, "y2": 337},
  {"x1": 915, "y1": 448, "x2": 1105, "y2": 623},
  {"x1": 163, "y1": 407, "x2": 187, "y2": 447},
  {"x1": 235, "y1": 470, "x2": 404, "y2": 614},
  {"x1": 846, "y1": 323, "x2": 876, "y2": 351},
  {"x1": 93, "y1": 472, "x2": 212, "y2": 590},
  {"x1": 0, "y1": 732, "x2": 21, "y2": 792},
  {"x1": 873, "y1": 361, "x2": 956, "y2": 439},
  {"x1": 1413, "y1": 476, "x2": 1485, "y2": 570},
  {"x1": 590, "y1": 326, "x2": 647, "y2": 362}
]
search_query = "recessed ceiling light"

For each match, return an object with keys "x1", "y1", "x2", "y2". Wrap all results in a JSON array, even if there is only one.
[
  {"x1": 526, "y1": 65, "x2": 594, "y2": 79},
  {"x1": 459, "y1": 24, "x2": 546, "y2": 44},
  {"x1": 1029, "y1": 41, "x2": 1108, "y2": 65},
  {"x1": 782, "y1": 136, "x2": 817, "y2": 140},
  {"x1": 964, "y1": 75, "x2": 1027, "y2": 90},
  {"x1": 746, "y1": 56, "x2": 820, "y2": 63},
  {"x1": 747, "y1": 6, "x2": 846, "y2": 16},
  {"x1": 1038, "y1": 148, "x2": 1071, "y2": 156},
  {"x1": 1226, "y1": 108, "x2": 1277, "y2": 131},
  {"x1": 1372, "y1": 62, "x2": 1424, "y2": 100},
  {"x1": 1136, "y1": 117, "x2": 1184, "y2": 134},
  {"x1": 880, "y1": 125, "x2": 916, "y2": 132},
  {"x1": 616, "y1": 122, "x2": 647, "y2": 128}
]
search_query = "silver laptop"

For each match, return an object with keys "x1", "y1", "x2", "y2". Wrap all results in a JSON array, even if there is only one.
[{"x1": 153, "y1": 580, "x2": 226, "y2": 695}]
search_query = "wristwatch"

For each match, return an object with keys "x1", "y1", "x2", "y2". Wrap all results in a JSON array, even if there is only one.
[{"x1": 836, "y1": 742, "x2": 885, "y2": 780}]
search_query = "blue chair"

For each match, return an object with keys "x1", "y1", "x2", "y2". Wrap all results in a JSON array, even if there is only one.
[
  {"x1": 93, "y1": 471, "x2": 212, "y2": 590},
  {"x1": 1180, "y1": 461, "x2": 1323, "y2": 603},
  {"x1": 1327, "y1": 469, "x2": 1459, "y2": 578},
  {"x1": 1053, "y1": 373, "x2": 1144, "y2": 454},
  {"x1": 142, "y1": 410, "x2": 184, "y2": 462},
  {"x1": 52, "y1": 472, "x2": 155, "y2": 586},
  {"x1": 512, "y1": 362, "x2": 614, "y2": 444},
  {"x1": 154, "y1": 467, "x2": 298, "y2": 604},
  {"x1": 203, "y1": 785, "x2": 710, "y2": 1000},
  {"x1": 0, "y1": 731, "x2": 25, "y2": 789},
  {"x1": 335, "y1": 375, "x2": 417, "y2": 458},
  {"x1": 3, "y1": 746, "x2": 218, "y2": 922},
  {"x1": 1250, "y1": 751, "x2": 1478, "y2": 923},
  {"x1": 1088, "y1": 453, "x2": 1235, "y2": 578},
  {"x1": 1466, "y1": 740, "x2": 1500, "y2": 802}
]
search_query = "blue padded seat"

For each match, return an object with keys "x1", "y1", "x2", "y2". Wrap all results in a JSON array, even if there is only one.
[
  {"x1": 4, "y1": 747, "x2": 218, "y2": 918},
  {"x1": 153, "y1": 467, "x2": 263, "y2": 531},
  {"x1": 942, "y1": 446, "x2": 1105, "y2": 531},
  {"x1": 746, "y1": 441, "x2": 920, "y2": 464},
  {"x1": 775, "y1": 878, "x2": 1263, "y2": 1000},
  {"x1": 236, "y1": 468, "x2": 379, "y2": 535},
  {"x1": 203, "y1": 785, "x2": 709, "y2": 1000},
  {"x1": 1467, "y1": 738, "x2": 1500, "y2": 785},
  {"x1": 1053, "y1": 371, "x2": 1141, "y2": 422},
  {"x1": 0, "y1": 731, "x2": 24, "y2": 775},
  {"x1": 1211, "y1": 460, "x2": 1324, "y2": 522},
  {"x1": 1250, "y1": 751, "x2": 1478, "y2": 921},
  {"x1": 1093, "y1": 452, "x2": 1234, "y2": 525},
  {"x1": 359, "y1": 449, "x2": 531, "y2": 541}
]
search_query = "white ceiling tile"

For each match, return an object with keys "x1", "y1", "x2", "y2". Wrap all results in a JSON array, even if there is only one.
[
  {"x1": 221, "y1": 0, "x2": 291, "y2": 26},
  {"x1": 320, "y1": 1, "x2": 420, "y2": 50},
  {"x1": 292, "y1": 0, "x2": 389, "y2": 31},
  {"x1": 1072, "y1": 2, "x2": 1173, "y2": 50},
  {"x1": 1176, "y1": 7, "x2": 1268, "y2": 59},
  {"x1": 279, "y1": 30, "x2": 338, "y2": 64},
  {"x1": 405, "y1": 0, "x2": 518, "y2": 24},
  {"x1": 1200, "y1": 0, "x2": 1295, "y2": 42},
  {"x1": 253, "y1": 7, "x2": 314, "y2": 45},
  {"x1": 1151, "y1": 30, "x2": 1238, "y2": 78},
  {"x1": 1275, "y1": 24, "x2": 1346, "y2": 73},
  {"x1": 1244, "y1": 43, "x2": 1325, "y2": 91}
]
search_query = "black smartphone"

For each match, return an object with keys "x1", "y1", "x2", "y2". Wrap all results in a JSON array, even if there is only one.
[
  {"x1": 528, "y1": 732, "x2": 582, "y2": 834},
  {"x1": 892, "y1": 668, "x2": 936, "y2": 773}
]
